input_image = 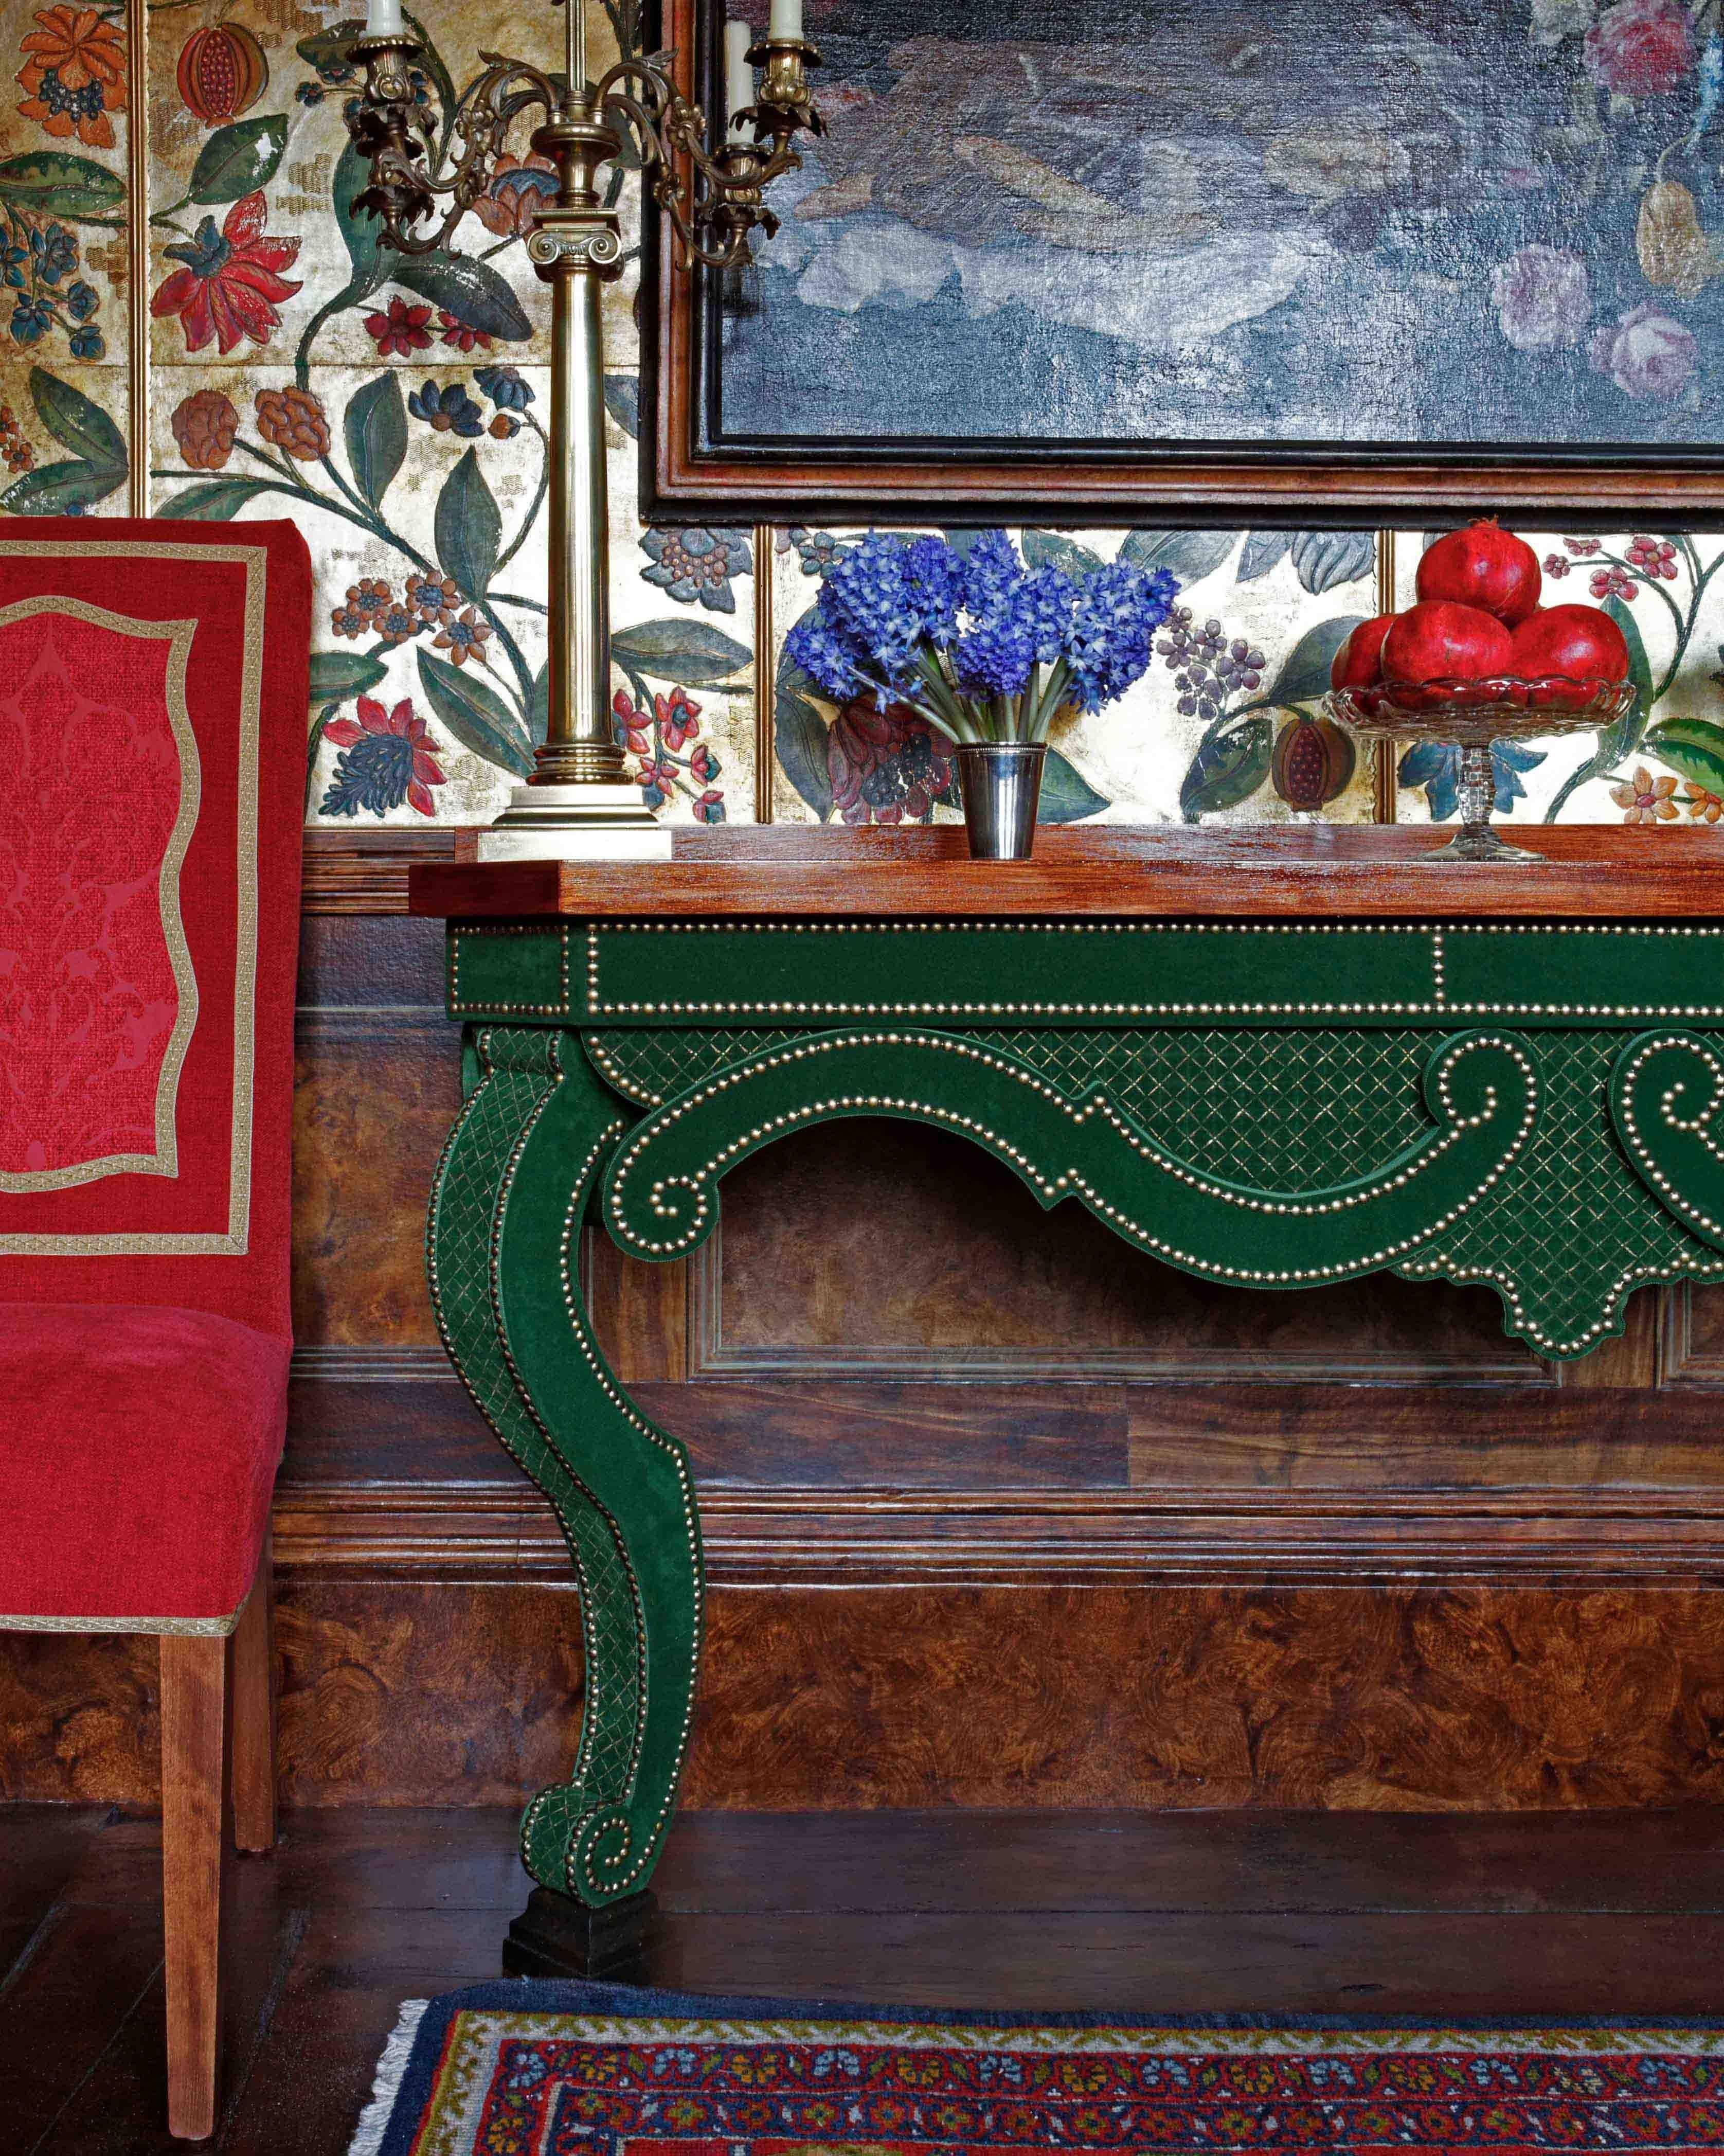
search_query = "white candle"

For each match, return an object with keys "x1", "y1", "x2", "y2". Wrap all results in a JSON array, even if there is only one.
[
  {"x1": 768, "y1": 0, "x2": 802, "y2": 38},
  {"x1": 366, "y1": 0, "x2": 404, "y2": 36},
  {"x1": 725, "y1": 19, "x2": 753, "y2": 141}
]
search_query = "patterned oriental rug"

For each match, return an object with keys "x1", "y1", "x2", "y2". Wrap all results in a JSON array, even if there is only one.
[{"x1": 348, "y1": 1982, "x2": 1724, "y2": 2155}]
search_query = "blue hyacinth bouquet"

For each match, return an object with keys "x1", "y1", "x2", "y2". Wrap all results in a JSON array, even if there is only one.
[{"x1": 784, "y1": 530, "x2": 1180, "y2": 746}]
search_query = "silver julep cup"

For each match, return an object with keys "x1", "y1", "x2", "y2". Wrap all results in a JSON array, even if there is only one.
[{"x1": 954, "y1": 742, "x2": 1047, "y2": 860}]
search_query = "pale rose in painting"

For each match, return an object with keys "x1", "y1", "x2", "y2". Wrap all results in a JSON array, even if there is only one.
[
  {"x1": 1589, "y1": 301, "x2": 1697, "y2": 397},
  {"x1": 1583, "y1": 0, "x2": 1693, "y2": 94},
  {"x1": 1490, "y1": 244, "x2": 1591, "y2": 349}
]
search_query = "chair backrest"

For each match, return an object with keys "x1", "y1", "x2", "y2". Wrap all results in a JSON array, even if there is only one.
[{"x1": 0, "y1": 520, "x2": 311, "y2": 1339}]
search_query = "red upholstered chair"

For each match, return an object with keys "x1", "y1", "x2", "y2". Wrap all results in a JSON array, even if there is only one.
[{"x1": 0, "y1": 520, "x2": 311, "y2": 2139}]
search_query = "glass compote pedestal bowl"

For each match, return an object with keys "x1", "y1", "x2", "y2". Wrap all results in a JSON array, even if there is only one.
[{"x1": 1326, "y1": 677, "x2": 1639, "y2": 863}]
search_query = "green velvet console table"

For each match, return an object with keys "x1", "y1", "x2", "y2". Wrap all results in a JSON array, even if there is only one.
[{"x1": 409, "y1": 824, "x2": 1724, "y2": 1976}]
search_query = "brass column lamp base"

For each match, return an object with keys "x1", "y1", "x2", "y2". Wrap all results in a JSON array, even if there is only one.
[
  {"x1": 345, "y1": 2, "x2": 821, "y2": 865},
  {"x1": 479, "y1": 783, "x2": 673, "y2": 862}
]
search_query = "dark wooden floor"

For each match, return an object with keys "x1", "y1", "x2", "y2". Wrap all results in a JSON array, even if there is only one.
[{"x1": 10, "y1": 1806, "x2": 1724, "y2": 2152}]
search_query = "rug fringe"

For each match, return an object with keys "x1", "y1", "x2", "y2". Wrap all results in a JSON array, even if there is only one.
[{"x1": 347, "y1": 1998, "x2": 429, "y2": 2156}]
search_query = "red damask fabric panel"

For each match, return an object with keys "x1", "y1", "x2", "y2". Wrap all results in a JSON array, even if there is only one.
[
  {"x1": 0, "y1": 604, "x2": 192, "y2": 1182},
  {"x1": 0, "y1": 521, "x2": 311, "y2": 1338}
]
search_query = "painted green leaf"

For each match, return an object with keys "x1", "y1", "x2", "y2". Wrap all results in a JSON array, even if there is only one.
[
  {"x1": 1601, "y1": 593, "x2": 1653, "y2": 765},
  {"x1": 529, "y1": 661, "x2": 549, "y2": 744},
  {"x1": 612, "y1": 617, "x2": 752, "y2": 686},
  {"x1": 333, "y1": 137, "x2": 387, "y2": 294},
  {"x1": 1119, "y1": 528, "x2": 1240, "y2": 585},
  {"x1": 1021, "y1": 530, "x2": 1104, "y2": 580},
  {"x1": 295, "y1": 19, "x2": 361, "y2": 68},
  {"x1": 434, "y1": 447, "x2": 502, "y2": 599},
  {"x1": 344, "y1": 371, "x2": 407, "y2": 510},
  {"x1": 29, "y1": 366, "x2": 123, "y2": 470},
  {"x1": 308, "y1": 647, "x2": 388, "y2": 706},
  {"x1": 604, "y1": 375, "x2": 640, "y2": 439},
  {"x1": 1037, "y1": 746, "x2": 1108, "y2": 823},
  {"x1": 187, "y1": 115, "x2": 288, "y2": 205},
  {"x1": 1645, "y1": 716, "x2": 1724, "y2": 794},
  {"x1": 0, "y1": 150, "x2": 123, "y2": 220},
  {"x1": 1290, "y1": 528, "x2": 1374, "y2": 595},
  {"x1": 1263, "y1": 614, "x2": 1363, "y2": 709},
  {"x1": 394, "y1": 250, "x2": 531, "y2": 342},
  {"x1": 1236, "y1": 530, "x2": 1291, "y2": 583},
  {"x1": 1179, "y1": 714, "x2": 1274, "y2": 822},
  {"x1": 417, "y1": 648, "x2": 534, "y2": 776},
  {"x1": 157, "y1": 474, "x2": 279, "y2": 519},
  {"x1": 0, "y1": 456, "x2": 122, "y2": 515},
  {"x1": 774, "y1": 657, "x2": 833, "y2": 821}
]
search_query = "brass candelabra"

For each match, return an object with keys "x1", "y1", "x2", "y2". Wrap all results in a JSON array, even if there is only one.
[{"x1": 344, "y1": 0, "x2": 821, "y2": 859}]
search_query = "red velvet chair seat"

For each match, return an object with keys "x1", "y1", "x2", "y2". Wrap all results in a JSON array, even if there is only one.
[{"x1": 0, "y1": 1303, "x2": 288, "y2": 1626}]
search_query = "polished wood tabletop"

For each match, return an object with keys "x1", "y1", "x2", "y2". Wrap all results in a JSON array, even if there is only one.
[{"x1": 409, "y1": 824, "x2": 1724, "y2": 920}]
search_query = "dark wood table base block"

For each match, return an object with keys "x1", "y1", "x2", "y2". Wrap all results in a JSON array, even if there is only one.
[{"x1": 502, "y1": 1886, "x2": 659, "y2": 1983}]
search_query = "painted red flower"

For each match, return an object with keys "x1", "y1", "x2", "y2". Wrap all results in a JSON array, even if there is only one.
[
  {"x1": 612, "y1": 687, "x2": 651, "y2": 757},
  {"x1": 828, "y1": 695, "x2": 953, "y2": 825},
  {"x1": 323, "y1": 695, "x2": 446, "y2": 816},
  {"x1": 150, "y1": 190, "x2": 301, "y2": 355},
  {"x1": 656, "y1": 685, "x2": 701, "y2": 750},
  {"x1": 16, "y1": 5, "x2": 126, "y2": 149},
  {"x1": 364, "y1": 293, "x2": 432, "y2": 357},
  {"x1": 437, "y1": 308, "x2": 491, "y2": 353}
]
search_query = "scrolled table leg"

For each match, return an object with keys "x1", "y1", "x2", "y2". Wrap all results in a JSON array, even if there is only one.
[{"x1": 427, "y1": 1025, "x2": 703, "y2": 1965}]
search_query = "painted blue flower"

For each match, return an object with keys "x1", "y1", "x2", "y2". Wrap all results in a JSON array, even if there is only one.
[
  {"x1": 67, "y1": 323, "x2": 102, "y2": 359},
  {"x1": 65, "y1": 279, "x2": 97, "y2": 323},
  {"x1": 10, "y1": 294, "x2": 50, "y2": 346},
  {"x1": 786, "y1": 525, "x2": 842, "y2": 575},
  {"x1": 407, "y1": 379, "x2": 483, "y2": 437},
  {"x1": 29, "y1": 223, "x2": 75, "y2": 286},
  {"x1": 1398, "y1": 738, "x2": 1546, "y2": 822},
  {"x1": 0, "y1": 239, "x2": 27, "y2": 290},
  {"x1": 474, "y1": 363, "x2": 532, "y2": 411},
  {"x1": 640, "y1": 526, "x2": 751, "y2": 614}
]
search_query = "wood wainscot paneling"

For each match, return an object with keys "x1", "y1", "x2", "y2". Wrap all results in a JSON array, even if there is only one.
[
  {"x1": 10, "y1": 832, "x2": 1724, "y2": 1814},
  {"x1": 11, "y1": 1585, "x2": 1724, "y2": 1814}
]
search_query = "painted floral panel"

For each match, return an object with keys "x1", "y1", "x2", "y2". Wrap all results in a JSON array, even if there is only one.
[
  {"x1": 770, "y1": 524, "x2": 1380, "y2": 827},
  {"x1": 0, "y1": 0, "x2": 130, "y2": 514}
]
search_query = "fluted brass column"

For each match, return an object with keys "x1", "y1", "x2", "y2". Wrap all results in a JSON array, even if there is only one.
[{"x1": 478, "y1": 92, "x2": 670, "y2": 860}]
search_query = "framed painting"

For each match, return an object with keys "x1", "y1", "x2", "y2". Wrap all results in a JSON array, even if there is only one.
[{"x1": 648, "y1": 0, "x2": 1724, "y2": 521}]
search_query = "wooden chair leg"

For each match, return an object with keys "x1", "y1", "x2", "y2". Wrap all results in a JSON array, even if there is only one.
[
  {"x1": 160, "y1": 1632, "x2": 228, "y2": 2141},
  {"x1": 229, "y1": 1534, "x2": 276, "y2": 1855}
]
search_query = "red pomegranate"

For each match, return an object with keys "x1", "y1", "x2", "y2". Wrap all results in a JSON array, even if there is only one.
[
  {"x1": 1416, "y1": 520, "x2": 1542, "y2": 628},
  {"x1": 1328, "y1": 613, "x2": 1395, "y2": 693},
  {"x1": 1273, "y1": 711, "x2": 1356, "y2": 810},
  {"x1": 176, "y1": 23, "x2": 269, "y2": 126},
  {"x1": 1381, "y1": 600, "x2": 1515, "y2": 686},
  {"x1": 1508, "y1": 603, "x2": 1630, "y2": 706}
]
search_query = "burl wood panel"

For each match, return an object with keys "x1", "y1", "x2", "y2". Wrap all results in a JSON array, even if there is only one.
[
  {"x1": 702, "y1": 1122, "x2": 1543, "y2": 1384},
  {"x1": 9, "y1": 1585, "x2": 1724, "y2": 1811}
]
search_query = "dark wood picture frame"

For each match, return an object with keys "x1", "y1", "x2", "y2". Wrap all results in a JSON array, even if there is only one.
[{"x1": 645, "y1": 0, "x2": 1724, "y2": 527}]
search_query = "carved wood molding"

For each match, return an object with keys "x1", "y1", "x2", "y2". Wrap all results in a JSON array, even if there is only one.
[
  {"x1": 302, "y1": 829, "x2": 463, "y2": 914},
  {"x1": 267, "y1": 1475, "x2": 1724, "y2": 1589}
]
